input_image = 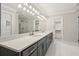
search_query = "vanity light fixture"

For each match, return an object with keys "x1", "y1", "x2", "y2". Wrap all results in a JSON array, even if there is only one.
[
  {"x1": 35, "y1": 10, "x2": 37, "y2": 13},
  {"x1": 33, "y1": 8, "x2": 35, "y2": 11},
  {"x1": 26, "y1": 9, "x2": 30, "y2": 13},
  {"x1": 23, "y1": 7, "x2": 26, "y2": 11},
  {"x1": 29, "y1": 5, "x2": 32, "y2": 9},
  {"x1": 35, "y1": 10, "x2": 40, "y2": 15},
  {"x1": 18, "y1": 4, "x2": 22, "y2": 8}
]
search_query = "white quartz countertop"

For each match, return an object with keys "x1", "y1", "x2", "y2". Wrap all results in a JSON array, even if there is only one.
[{"x1": 0, "y1": 31, "x2": 52, "y2": 52}]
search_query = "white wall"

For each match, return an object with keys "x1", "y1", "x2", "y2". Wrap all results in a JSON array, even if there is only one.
[
  {"x1": 1, "y1": 4, "x2": 19, "y2": 36},
  {"x1": 63, "y1": 12, "x2": 77, "y2": 42},
  {"x1": 46, "y1": 17, "x2": 54, "y2": 32},
  {"x1": 47, "y1": 10, "x2": 79, "y2": 42}
]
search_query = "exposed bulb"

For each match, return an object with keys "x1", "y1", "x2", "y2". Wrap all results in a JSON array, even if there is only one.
[
  {"x1": 18, "y1": 4, "x2": 22, "y2": 8},
  {"x1": 27, "y1": 9, "x2": 30, "y2": 13},
  {"x1": 29, "y1": 5, "x2": 32, "y2": 9},
  {"x1": 23, "y1": 7, "x2": 26, "y2": 11},
  {"x1": 33, "y1": 8, "x2": 35, "y2": 11}
]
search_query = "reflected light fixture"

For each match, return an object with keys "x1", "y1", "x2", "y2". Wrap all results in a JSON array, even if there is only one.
[
  {"x1": 33, "y1": 8, "x2": 35, "y2": 11},
  {"x1": 27, "y1": 9, "x2": 30, "y2": 13},
  {"x1": 18, "y1": 4, "x2": 22, "y2": 8},
  {"x1": 29, "y1": 5, "x2": 32, "y2": 9},
  {"x1": 23, "y1": 7, "x2": 26, "y2": 11}
]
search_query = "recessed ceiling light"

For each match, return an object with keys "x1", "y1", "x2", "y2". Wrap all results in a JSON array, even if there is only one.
[
  {"x1": 18, "y1": 4, "x2": 22, "y2": 8},
  {"x1": 23, "y1": 7, "x2": 26, "y2": 11}
]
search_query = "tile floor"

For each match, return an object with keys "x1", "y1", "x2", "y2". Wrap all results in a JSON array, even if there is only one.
[{"x1": 45, "y1": 39, "x2": 79, "y2": 56}]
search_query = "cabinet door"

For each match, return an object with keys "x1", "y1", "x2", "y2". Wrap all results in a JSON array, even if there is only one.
[
  {"x1": 43, "y1": 39, "x2": 47, "y2": 55},
  {"x1": 38, "y1": 44, "x2": 43, "y2": 56},
  {"x1": 22, "y1": 43, "x2": 37, "y2": 56},
  {"x1": 47, "y1": 38, "x2": 49, "y2": 49},
  {"x1": 30, "y1": 50, "x2": 38, "y2": 56}
]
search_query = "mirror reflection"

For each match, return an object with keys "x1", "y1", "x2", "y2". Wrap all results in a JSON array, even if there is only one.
[{"x1": 0, "y1": 3, "x2": 47, "y2": 38}]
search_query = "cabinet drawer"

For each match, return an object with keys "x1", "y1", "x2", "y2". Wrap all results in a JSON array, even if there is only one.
[
  {"x1": 38, "y1": 44, "x2": 43, "y2": 56},
  {"x1": 22, "y1": 43, "x2": 37, "y2": 56}
]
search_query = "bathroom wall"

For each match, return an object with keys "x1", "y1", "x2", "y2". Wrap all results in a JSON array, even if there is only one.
[
  {"x1": 1, "y1": 4, "x2": 19, "y2": 37},
  {"x1": 63, "y1": 12, "x2": 77, "y2": 42},
  {"x1": 47, "y1": 10, "x2": 79, "y2": 42}
]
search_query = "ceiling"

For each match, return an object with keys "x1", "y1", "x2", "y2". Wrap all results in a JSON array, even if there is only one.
[
  {"x1": 32, "y1": 3, "x2": 77, "y2": 17},
  {"x1": 2, "y1": 3, "x2": 78, "y2": 18}
]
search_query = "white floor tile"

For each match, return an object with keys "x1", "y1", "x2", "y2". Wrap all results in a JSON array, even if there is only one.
[{"x1": 46, "y1": 39, "x2": 79, "y2": 56}]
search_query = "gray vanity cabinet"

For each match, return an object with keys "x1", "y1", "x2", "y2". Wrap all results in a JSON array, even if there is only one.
[
  {"x1": 21, "y1": 42, "x2": 38, "y2": 56},
  {"x1": 37, "y1": 37, "x2": 47, "y2": 56},
  {"x1": 29, "y1": 49, "x2": 38, "y2": 56},
  {"x1": 43, "y1": 37, "x2": 47, "y2": 55},
  {"x1": 37, "y1": 38, "x2": 44, "y2": 56},
  {"x1": 47, "y1": 33, "x2": 53, "y2": 50},
  {"x1": 0, "y1": 32, "x2": 53, "y2": 56},
  {"x1": 37, "y1": 44, "x2": 43, "y2": 56}
]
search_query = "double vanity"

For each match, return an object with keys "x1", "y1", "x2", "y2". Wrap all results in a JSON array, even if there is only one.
[{"x1": 0, "y1": 32, "x2": 53, "y2": 56}]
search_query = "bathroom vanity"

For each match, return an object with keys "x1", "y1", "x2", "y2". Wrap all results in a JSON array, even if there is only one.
[{"x1": 0, "y1": 32, "x2": 53, "y2": 56}]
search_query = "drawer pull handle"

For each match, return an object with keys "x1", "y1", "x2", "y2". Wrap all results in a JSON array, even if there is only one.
[{"x1": 30, "y1": 48, "x2": 36, "y2": 53}]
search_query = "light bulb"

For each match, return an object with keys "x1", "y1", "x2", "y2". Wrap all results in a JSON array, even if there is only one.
[
  {"x1": 27, "y1": 9, "x2": 30, "y2": 13},
  {"x1": 18, "y1": 4, "x2": 22, "y2": 8},
  {"x1": 29, "y1": 5, "x2": 32, "y2": 9},
  {"x1": 33, "y1": 8, "x2": 35, "y2": 11},
  {"x1": 23, "y1": 7, "x2": 26, "y2": 11}
]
